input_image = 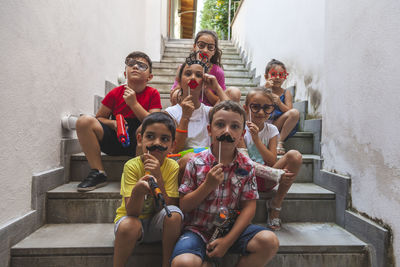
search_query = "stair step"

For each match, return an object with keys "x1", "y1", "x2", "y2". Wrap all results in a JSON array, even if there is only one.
[
  {"x1": 11, "y1": 223, "x2": 368, "y2": 267},
  {"x1": 152, "y1": 68, "x2": 252, "y2": 78},
  {"x1": 150, "y1": 83, "x2": 257, "y2": 92},
  {"x1": 163, "y1": 51, "x2": 241, "y2": 59},
  {"x1": 70, "y1": 153, "x2": 318, "y2": 184},
  {"x1": 151, "y1": 75, "x2": 254, "y2": 84},
  {"x1": 153, "y1": 62, "x2": 248, "y2": 71},
  {"x1": 161, "y1": 57, "x2": 244, "y2": 65},
  {"x1": 46, "y1": 182, "x2": 332, "y2": 223},
  {"x1": 164, "y1": 47, "x2": 239, "y2": 55}
]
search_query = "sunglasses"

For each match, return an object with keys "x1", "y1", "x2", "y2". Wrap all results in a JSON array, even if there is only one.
[
  {"x1": 196, "y1": 41, "x2": 216, "y2": 51},
  {"x1": 126, "y1": 59, "x2": 148, "y2": 71},
  {"x1": 268, "y1": 70, "x2": 288, "y2": 79},
  {"x1": 249, "y1": 103, "x2": 275, "y2": 115}
]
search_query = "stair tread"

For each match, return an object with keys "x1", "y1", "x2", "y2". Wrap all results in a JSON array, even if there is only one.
[
  {"x1": 48, "y1": 182, "x2": 334, "y2": 199},
  {"x1": 11, "y1": 222, "x2": 366, "y2": 256}
]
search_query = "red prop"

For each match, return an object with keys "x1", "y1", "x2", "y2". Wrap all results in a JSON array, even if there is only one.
[
  {"x1": 188, "y1": 79, "x2": 199, "y2": 89},
  {"x1": 268, "y1": 69, "x2": 288, "y2": 79}
]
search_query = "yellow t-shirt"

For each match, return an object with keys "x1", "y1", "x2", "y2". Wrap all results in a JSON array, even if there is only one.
[{"x1": 114, "y1": 156, "x2": 179, "y2": 222}]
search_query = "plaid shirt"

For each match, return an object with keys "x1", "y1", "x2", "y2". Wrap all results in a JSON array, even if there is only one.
[{"x1": 179, "y1": 148, "x2": 259, "y2": 242}]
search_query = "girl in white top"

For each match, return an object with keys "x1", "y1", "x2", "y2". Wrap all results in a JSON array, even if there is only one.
[
  {"x1": 165, "y1": 52, "x2": 229, "y2": 181},
  {"x1": 239, "y1": 87, "x2": 302, "y2": 231}
]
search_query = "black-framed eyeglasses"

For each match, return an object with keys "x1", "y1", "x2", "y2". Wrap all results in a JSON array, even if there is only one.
[
  {"x1": 196, "y1": 41, "x2": 216, "y2": 51},
  {"x1": 249, "y1": 103, "x2": 275, "y2": 115},
  {"x1": 126, "y1": 59, "x2": 148, "y2": 71}
]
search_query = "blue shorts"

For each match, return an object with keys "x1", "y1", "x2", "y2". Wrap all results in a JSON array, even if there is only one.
[{"x1": 171, "y1": 224, "x2": 269, "y2": 261}]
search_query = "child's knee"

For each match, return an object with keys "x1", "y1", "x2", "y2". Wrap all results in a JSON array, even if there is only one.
[
  {"x1": 76, "y1": 115, "x2": 97, "y2": 130},
  {"x1": 171, "y1": 253, "x2": 202, "y2": 267},
  {"x1": 116, "y1": 217, "x2": 142, "y2": 239},
  {"x1": 289, "y1": 108, "x2": 300, "y2": 119},
  {"x1": 253, "y1": 230, "x2": 279, "y2": 253},
  {"x1": 164, "y1": 210, "x2": 183, "y2": 225},
  {"x1": 286, "y1": 150, "x2": 302, "y2": 164}
]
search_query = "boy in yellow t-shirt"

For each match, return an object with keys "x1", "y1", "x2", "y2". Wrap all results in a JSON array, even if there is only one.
[{"x1": 113, "y1": 112, "x2": 183, "y2": 267}]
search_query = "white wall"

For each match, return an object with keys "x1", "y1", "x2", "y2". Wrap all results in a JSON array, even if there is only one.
[
  {"x1": 0, "y1": 0, "x2": 165, "y2": 226},
  {"x1": 323, "y1": 0, "x2": 400, "y2": 261},
  {"x1": 231, "y1": 0, "x2": 325, "y2": 116}
]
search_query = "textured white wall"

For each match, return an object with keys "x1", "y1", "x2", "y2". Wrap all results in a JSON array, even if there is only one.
[
  {"x1": 323, "y1": 0, "x2": 400, "y2": 260},
  {"x1": 0, "y1": 0, "x2": 165, "y2": 226},
  {"x1": 231, "y1": 0, "x2": 325, "y2": 115}
]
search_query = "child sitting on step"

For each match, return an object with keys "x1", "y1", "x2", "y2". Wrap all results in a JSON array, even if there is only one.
[
  {"x1": 165, "y1": 52, "x2": 230, "y2": 182},
  {"x1": 171, "y1": 100, "x2": 279, "y2": 267},
  {"x1": 264, "y1": 59, "x2": 300, "y2": 155},
  {"x1": 113, "y1": 112, "x2": 183, "y2": 267},
  {"x1": 170, "y1": 30, "x2": 241, "y2": 107},
  {"x1": 76, "y1": 51, "x2": 161, "y2": 192},
  {"x1": 239, "y1": 87, "x2": 302, "y2": 231}
]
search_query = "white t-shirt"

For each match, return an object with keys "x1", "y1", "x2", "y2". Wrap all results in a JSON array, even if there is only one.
[
  {"x1": 165, "y1": 103, "x2": 211, "y2": 150},
  {"x1": 244, "y1": 122, "x2": 279, "y2": 164}
]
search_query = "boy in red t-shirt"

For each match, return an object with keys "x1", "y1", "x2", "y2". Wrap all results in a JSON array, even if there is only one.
[{"x1": 76, "y1": 51, "x2": 162, "y2": 192}]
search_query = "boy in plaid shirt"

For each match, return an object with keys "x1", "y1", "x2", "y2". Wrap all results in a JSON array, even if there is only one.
[{"x1": 171, "y1": 101, "x2": 279, "y2": 267}]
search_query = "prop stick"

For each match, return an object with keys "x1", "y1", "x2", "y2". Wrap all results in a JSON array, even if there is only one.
[
  {"x1": 218, "y1": 141, "x2": 221, "y2": 163},
  {"x1": 249, "y1": 110, "x2": 252, "y2": 122},
  {"x1": 201, "y1": 83, "x2": 204, "y2": 102}
]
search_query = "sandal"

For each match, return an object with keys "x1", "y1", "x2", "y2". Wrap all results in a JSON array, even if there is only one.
[
  {"x1": 266, "y1": 200, "x2": 282, "y2": 231},
  {"x1": 277, "y1": 141, "x2": 286, "y2": 155}
]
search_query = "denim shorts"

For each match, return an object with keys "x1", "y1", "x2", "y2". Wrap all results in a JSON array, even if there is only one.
[
  {"x1": 114, "y1": 205, "x2": 183, "y2": 243},
  {"x1": 171, "y1": 224, "x2": 269, "y2": 261}
]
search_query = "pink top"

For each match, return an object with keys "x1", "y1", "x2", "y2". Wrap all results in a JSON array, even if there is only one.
[{"x1": 170, "y1": 64, "x2": 226, "y2": 106}]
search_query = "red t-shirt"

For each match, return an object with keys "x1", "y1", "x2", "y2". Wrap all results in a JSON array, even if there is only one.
[{"x1": 101, "y1": 85, "x2": 162, "y2": 119}]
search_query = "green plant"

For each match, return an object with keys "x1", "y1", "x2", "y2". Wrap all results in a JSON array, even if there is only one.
[{"x1": 200, "y1": 0, "x2": 236, "y2": 39}]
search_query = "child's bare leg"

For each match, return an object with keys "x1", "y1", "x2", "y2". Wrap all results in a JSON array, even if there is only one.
[
  {"x1": 177, "y1": 153, "x2": 194, "y2": 184},
  {"x1": 236, "y1": 230, "x2": 279, "y2": 267},
  {"x1": 270, "y1": 150, "x2": 302, "y2": 216},
  {"x1": 76, "y1": 115, "x2": 105, "y2": 171},
  {"x1": 113, "y1": 217, "x2": 142, "y2": 267},
  {"x1": 273, "y1": 109, "x2": 300, "y2": 142},
  {"x1": 171, "y1": 253, "x2": 203, "y2": 267},
  {"x1": 162, "y1": 212, "x2": 182, "y2": 267}
]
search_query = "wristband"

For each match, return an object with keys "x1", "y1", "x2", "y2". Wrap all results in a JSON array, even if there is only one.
[{"x1": 176, "y1": 128, "x2": 188, "y2": 133}]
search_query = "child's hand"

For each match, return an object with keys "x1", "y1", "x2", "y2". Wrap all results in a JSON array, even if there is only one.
[
  {"x1": 246, "y1": 121, "x2": 260, "y2": 141},
  {"x1": 205, "y1": 163, "x2": 224, "y2": 189},
  {"x1": 265, "y1": 78, "x2": 274, "y2": 88},
  {"x1": 280, "y1": 169, "x2": 296, "y2": 186},
  {"x1": 180, "y1": 95, "x2": 195, "y2": 119},
  {"x1": 203, "y1": 73, "x2": 219, "y2": 90},
  {"x1": 135, "y1": 175, "x2": 152, "y2": 195},
  {"x1": 142, "y1": 153, "x2": 162, "y2": 179},
  {"x1": 123, "y1": 85, "x2": 138, "y2": 107},
  {"x1": 271, "y1": 93, "x2": 281, "y2": 105},
  {"x1": 206, "y1": 236, "x2": 230, "y2": 258}
]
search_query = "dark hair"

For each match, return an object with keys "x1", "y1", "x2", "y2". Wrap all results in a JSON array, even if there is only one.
[
  {"x1": 141, "y1": 112, "x2": 176, "y2": 140},
  {"x1": 194, "y1": 30, "x2": 222, "y2": 68},
  {"x1": 125, "y1": 51, "x2": 153, "y2": 73},
  {"x1": 209, "y1": 100, "x2": 246, "y2": 129},
  {"x1": 245, "y1": 87, "x2": 274, "y2": 106},
  {"x1": 265, "y1": 59, "x2": 286, "y2": 75}
]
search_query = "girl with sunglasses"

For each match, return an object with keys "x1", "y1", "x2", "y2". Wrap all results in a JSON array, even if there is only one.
[
  {"x1": 170, "y1": 30, "x2": 230, "y2": 107},
  {"x1": 238, "y1": 87, "x2": 302, "y2": 231},
  {"x1": 265, "y1": 59, "x2": 300, "y2": 155}
]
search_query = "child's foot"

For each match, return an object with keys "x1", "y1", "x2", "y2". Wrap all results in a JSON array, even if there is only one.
[
  {"x1": 266, "y1": 200, "x2": 282, "y2": 231},
  {"x1": 77, "y1": 169, "x2": 107, "y2": 192},
  {"x1": 277, "y1": 141, "x2": 286, "y2": 155}
]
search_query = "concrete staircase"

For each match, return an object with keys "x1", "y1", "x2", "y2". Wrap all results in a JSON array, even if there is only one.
[{"x1": 10, "y1": 39, "x2": 370, "y2": 267}]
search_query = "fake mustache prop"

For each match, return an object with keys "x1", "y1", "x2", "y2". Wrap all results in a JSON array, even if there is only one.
[
  {"x1": 216, "y1": 134, "x2": 235, "y2": 163},
  {"x1": 216, "y1": 134, "x2": 235, "y2": 143},
  {"x1": 146, "y1": 145, "x2": 168, "y2": 152}
]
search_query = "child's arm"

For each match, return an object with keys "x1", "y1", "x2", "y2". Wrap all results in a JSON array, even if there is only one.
[
  {"x1": 206, "y1": 199, "x2": 256, "y2": 258},
  {"x1": 125, "y1": 176, "x2": 152, "y2": 217},
  {"x1": 203, "y1": 74, "x2": 229, "y2": 103},
  {"x1": 274, "y1": 90, "x2": 293, "y2": 112},
  {"x1": 246, "y1": 121, "x2": 277, "y2": 166},
  {"x1": 142, "y1": 153, "x2": 178, "y2": 206},
  {"x1": 123, "y1": 85, "x2": 161, "y2": 122},
  {"x1": 96, "y1": 104, "x2": 117, "y2": 130},
  {"x1": 179, "y1": 163, "x2": 224, "y2": 213},
  {"x1": 173, "y1": 96, "x2": 195, "y2": 153}
]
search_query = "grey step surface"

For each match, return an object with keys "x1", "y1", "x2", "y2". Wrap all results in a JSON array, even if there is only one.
[
  {"x1": 11, "y1": 223, "x2": 368, "y2": 267},
  {"x1": 151, "y1": 83, "x2": 257, "y2": 93},
  {"x1": 46, "y1": 182, "x2": 333, "y2": 223},
  {"x1": 152, "y1": 67, "x2": 252, "y2": 78},
  {"x1": 153, "y1": 62, "x2": 249, "y2": 71},
  {"x1": 70, "y1": 153, "x2": 319, "y2": 183},
  {"x1": 163, "y1": 51, "x2": 242, "y2": 59},
  {"x1": 161, "y1": 57, "x2": 245, "y2": 65},
  {"x1": 151, "y1": 75, "x2": 254, "y2": 84}
]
